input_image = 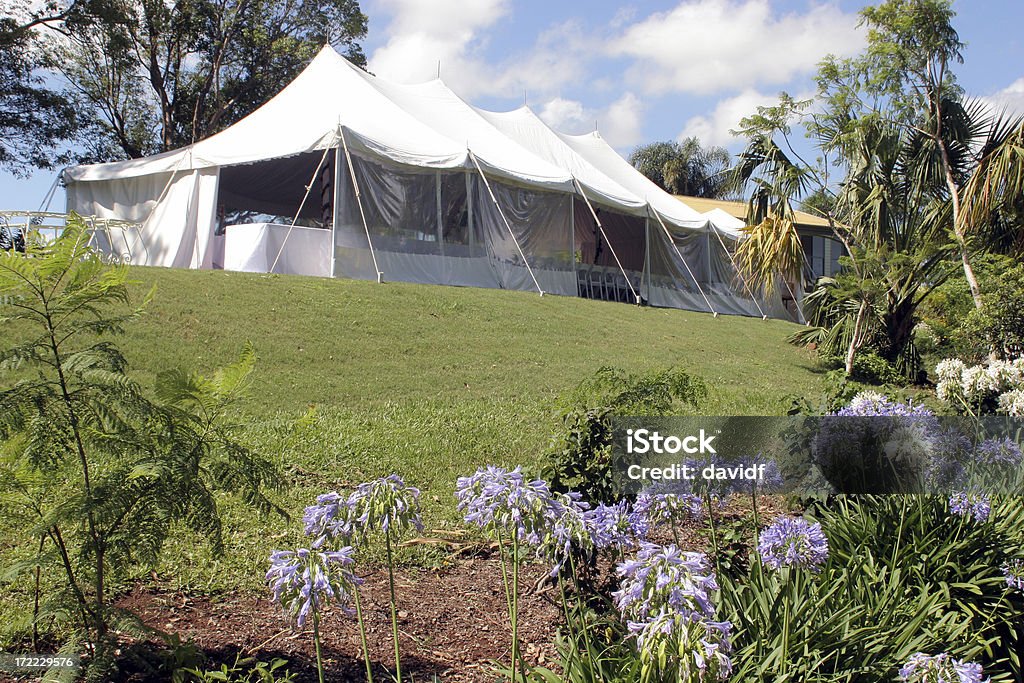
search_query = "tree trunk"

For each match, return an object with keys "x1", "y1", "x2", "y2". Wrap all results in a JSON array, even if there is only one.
[{"x1": 846, "y1": 299, "x2": 869, "y2": 375}]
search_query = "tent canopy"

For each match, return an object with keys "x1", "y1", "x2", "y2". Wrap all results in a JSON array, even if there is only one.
[{"x1": 65, "y1": 45, "x2": 786, "y2": 320}]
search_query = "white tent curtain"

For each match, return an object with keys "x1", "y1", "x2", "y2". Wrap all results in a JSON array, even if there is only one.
[{"x1": 68, "y1": 167, "x2": 219, "y2": 269}]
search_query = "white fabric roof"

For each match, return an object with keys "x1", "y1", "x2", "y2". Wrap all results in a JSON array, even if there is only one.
[
  {"x1": 475, "y1": 106, "x2": 648, "y2": 214},
  {"x1": 65, "y1": 45, "x2": 736, "y2": 235},
  {"x1": 554, "y1": 131, "x2": 712, "y2": 231},
  {"x1": 66, "y1": 46, "x2": 468, "y2": 182},
  {"x1": 348, "y1": 65, "x2": 574, "y2": 191}
]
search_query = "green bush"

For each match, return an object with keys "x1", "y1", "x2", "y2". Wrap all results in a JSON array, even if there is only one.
[
  {"x1": 542, "y1": 366, "x2": 707, "y2": 503},
  {"x1": 919, "y1": 254, "x2": 1024, "y2": 363},
  {"x1": 961, "y1": 263, "x2": 1024, "y2": 360}
]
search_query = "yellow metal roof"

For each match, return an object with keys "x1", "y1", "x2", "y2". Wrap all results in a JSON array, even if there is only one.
[{"x1": 675, "y1": 195, "x2": 832, "y2": 230}]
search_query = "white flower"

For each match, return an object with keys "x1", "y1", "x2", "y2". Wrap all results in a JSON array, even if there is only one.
[
  {"x1": 846, "y1": 391, "x2": 887, "y2": 414},
  {"x1": 961, "y1": 365, "x2": 999, "y2": 401},
  {"x1": 935, "y1": 358, "x2": 966, "y2": 383},
  {"x1": 998, "y1": 389, "x2": 1024, "y2": 417},
  {"x1": 985, "y1": 359, "x2": 1024, "y2": 391},
  {"x1": 936, "y1": 379, "x2": 957, "y2": 403}
]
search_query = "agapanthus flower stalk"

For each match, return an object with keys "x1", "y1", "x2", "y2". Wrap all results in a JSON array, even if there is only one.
[{"x1": 614, "y1": 543, "x2": 732, "y2": 682}]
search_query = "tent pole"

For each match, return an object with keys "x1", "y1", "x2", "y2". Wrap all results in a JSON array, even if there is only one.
[
  {"x1": 644, "y1": 217, "x2": 651, "y2": 304},
  {"x1": 339, "y1": 127, "x2": 383, "y2": 283},
  {"x1": 651, "y1": 208, "x2": 718, "y2": 317},
  {"x1": 466, "y1": 170, "x2": 474, "y2": 251},
  {"x1": 468, "y1": 150, "x2": 544, "y2": 296},
  {"x1": 574, "y1": 179, "x2": 640, "y2": 305},
  {"x1": 436, "y1": 172, "x2": 444, "y2": 256},
  {"x1": 269, "y1": 143, "x2": 332, "y2": 274},
  {"x1": 569, "y1": 196, "x2": 576, "y2": 295},
  {"x1": 710, "y1": 226, "x2": 767, "y2": 320},
  {"x1": 332, "y1": 142, "x2": 341, "y2": 278},
  {"x1": 782, "y1": 271, "x2": 807, "y2": 325}
]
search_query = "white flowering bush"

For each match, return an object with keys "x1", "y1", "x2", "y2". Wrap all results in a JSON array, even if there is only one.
[{"x1": 934, "y1": 356, "x2": 1024, "y2": 415}]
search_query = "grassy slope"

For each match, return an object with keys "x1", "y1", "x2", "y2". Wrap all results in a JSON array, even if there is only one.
[{"x1": 1, "y1": 266, "x2": 822, "y2": 628}]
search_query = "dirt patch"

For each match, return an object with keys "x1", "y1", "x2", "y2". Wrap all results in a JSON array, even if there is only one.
[
  {"x1": 2, "y1": 500, "x2": 785, "y2": 682},
  {"x1": 115, "y1": 552, "x2": 562, "y2": 682}
]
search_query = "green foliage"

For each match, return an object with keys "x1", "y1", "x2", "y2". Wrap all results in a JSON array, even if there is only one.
[
  {"x1": 184, "y1": 654, "x2": 295, "y2": 683},
  {"x1": 0, "y1": 219, "x2": 283, "y2": 674},
  {"x1": 629, "y1": 138, "x2": 736, "y2": 198},
  {"x1": 961, "y1": 262, "x2": 1024, "y2": 360},
  {"x1": 0, "y1": 15, "x2": 80, "y2": 173},
  {"x1": 718, "y1": 495, "x2": 1024, "y2": 681},
  {"x1": 20, "y1": 0, "x2": 367, "y2": 161},
  {"x1": 543, "y1": 367, "x2": 708, "y2": 503},
  {"x1": 918, "y1": 255, "x2": 1024, "y2": 363},
  {"x1": 784, "y1": 370, "x2": 859, "y2": 415}
]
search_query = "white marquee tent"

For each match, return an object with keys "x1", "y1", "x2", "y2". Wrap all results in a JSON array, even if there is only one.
[{"x1": 64, "y1": 45, "x2": 786, "y2": 319}]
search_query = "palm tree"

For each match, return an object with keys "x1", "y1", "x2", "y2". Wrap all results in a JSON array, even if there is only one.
[{"x1": 629, "y1": 137, "x2": 736, "y2": 198}]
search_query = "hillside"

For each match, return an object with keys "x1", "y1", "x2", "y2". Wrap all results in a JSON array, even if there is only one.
[{"x1": 1, "y1": 266, "x2": 823, "y2": 603}]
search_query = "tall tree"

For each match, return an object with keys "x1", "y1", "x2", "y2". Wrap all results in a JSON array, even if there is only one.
[
  {"x1": 629, "y1": 137, "x2": 736, "y2": 198},
  {"x1": 0, "y1": 9, "x2": 79, "y2": 174},
  {"x1": 840, "y1": 0, "x2": 1024, "y2": 311},
  {"x1": 13, "y1": 0, "x2": 368, "y2": 162},
  {"x1": 732, "y1": 0, "x2": 1024, "y2": 377}
]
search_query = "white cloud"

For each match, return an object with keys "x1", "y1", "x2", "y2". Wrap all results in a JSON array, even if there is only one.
[
  {"x1": 539, "y1": 98, "x2": 588, "y2": 131},
  {"x1": 678, "y1": 89, "x2": 782, "y2": 147},
  {"x1": 368, "y1": 2, "x2": 593, "y2": 100},
  {"x1": 601, "y1": 92, "x2": 645, "y2": 148},
  {"x1": 368, "y1": 0, "x2": 509, "y2": 91},
  {"x1": 538, "y1": 93, "x2": 645, "y2": 149},
  {"x1": 981, "y1": 77, "x2": 1024, "y2": 117},
  {"x1": 610, "y1": 0, "x2": 864, "y2": 96}
]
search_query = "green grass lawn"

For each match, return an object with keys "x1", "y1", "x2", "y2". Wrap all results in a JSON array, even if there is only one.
[{"x1": 1, "y1": 266, "x2": 823, "y2": 637}]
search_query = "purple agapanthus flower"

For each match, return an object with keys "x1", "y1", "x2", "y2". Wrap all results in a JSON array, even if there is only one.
[
  {"x1": 304, "y1": 475, "x2": 423, "y2": 548},
  {"x1": 537, "y1": 492, "x2": 593, "y2": 576},
  {"x1": 835, "y1": 392, "x2": 936, "y2": 418},
  {"x1": 455, "y1": 465, "x2": 558, "y2": 545},
  {"x1": 1003, "y1": 559, "x2": 1024, "y2": 593},
  {"x1": 584, "y1": 500, "x2": 648, "y2": 550},
  {"x1": 266, "y1": 547, "x2": 360, "y2": 627},
  {"x1": 757, "y1": 517, "x2": 829, "y2": 572},
  {"x1": 349, "y1": 474, "x2": 424, "y2": 541},
  {"x1": 634, "y1": 492, "x2": 705, "y2": 527},
  {"x1": 898, "y1": 652, "x2": 988, "y2": 683},
  {"x1": 977, "y1": 437, "x2": 1024, "y2": 467},
  {"x1": 949, "y1": 491, "x2": 991, "y2": 523},
  {"x1": 303, "y1": 491, "x2": 357, "y2": 545},
  {"x1": 614, "y1": 543, "x2": 731, "y2": 681}
]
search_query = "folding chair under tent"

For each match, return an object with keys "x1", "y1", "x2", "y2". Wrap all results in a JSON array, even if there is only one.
[{"x1": 63, "y1": 44, "x2": 787, "y2": 320}]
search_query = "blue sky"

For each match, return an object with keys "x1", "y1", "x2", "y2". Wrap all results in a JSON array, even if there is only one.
[{"x1": 2, "y1": 0, "x2": 1023, "y2": 212}]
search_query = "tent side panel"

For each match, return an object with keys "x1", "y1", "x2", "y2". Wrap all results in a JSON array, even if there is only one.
[
  {"x1": 471, "y1": 178, "x2": 575, "y2": 296},
  {"x1": 66, "y1": 169, "x2": 220, "y2": 269}
]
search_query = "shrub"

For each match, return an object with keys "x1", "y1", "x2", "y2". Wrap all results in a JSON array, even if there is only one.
[{"x1": 542, "y1": 367, "x2": 707, "y2": 503}]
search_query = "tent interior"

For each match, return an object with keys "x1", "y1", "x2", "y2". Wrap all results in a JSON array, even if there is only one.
[{"x1": 64, "y1": 45, "x2": 790, "y2": 321}]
